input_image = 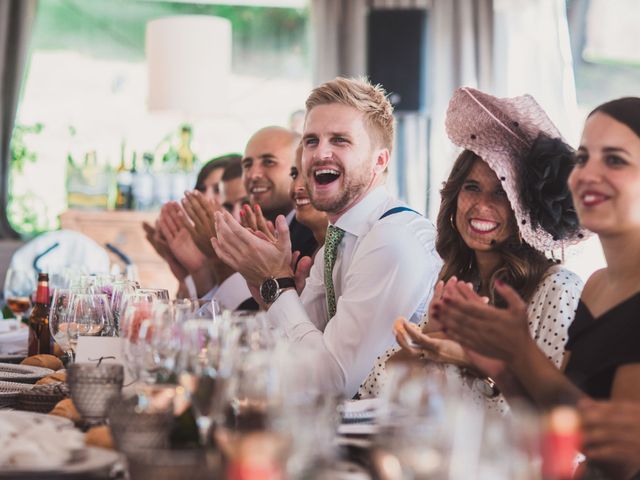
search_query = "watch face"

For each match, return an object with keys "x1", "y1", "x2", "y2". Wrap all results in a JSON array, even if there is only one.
[{"x1": 260, "y1": 278, "x2": 278, "y2": 303}]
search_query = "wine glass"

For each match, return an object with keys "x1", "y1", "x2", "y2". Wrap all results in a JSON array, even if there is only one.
[
  {"x1": 66, "y1": 293, "x2": 111, "y2": 358},
  {"x1": 137, "y1": 288, "x2": 170, "y2": 302},
  {"x1": 93, "y1": 274, "x2": 116, "y2": 298},
  {"x1": 180, "y1": 299, "x2": 223, "y2": 325},
  {"x1": 215, "y1": 349, "x2": 282, "y2": 455},
  {"x1": 119, "y1": 293, "x2": 155, "y2": 339},
  {"x1": 177, "y1": 318, "x2": 221, "y2": 445},
  {"x1": 3, "y1": 268, "x2": 36, "y2": 323},
  {"x1": 135, "y1": 302, "x2": 185, "y2": 383},
  {"x1": 225, "y1": 311, "x2": 277, "y2": 354},
  {"x1": 49, "y1": 288, "x2": 74, "y2": 361},
  {"x1": 375, "y1": 361, "x2": 452, "y2": 479},
  {"x1": 110, "y1": 280, "x2": 138, "y2": 334}
]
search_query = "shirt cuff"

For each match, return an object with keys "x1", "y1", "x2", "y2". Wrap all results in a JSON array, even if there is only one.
[
  {"x1": 213, "y1": 272, "x2": 252, "y2": 311},
  {"x1": 184, "y1": 275, "x2": 198, "y2": 300},
  {"x1": 267, "y1": 289, "x2": 318, "y2": 341}
]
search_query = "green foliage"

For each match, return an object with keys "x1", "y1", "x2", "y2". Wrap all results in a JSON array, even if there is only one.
[
  {"x1": 8, "y1": 123, "x2": 57, "y2": 237},
  {"x1": 8, "y1": 193, "x2": 55, "y2": 237},
  {"x1": 32, "y1": 0, "x2": 308, "y2": 65},
  {"x1": 10, "y1": 123, "x2": 43, "y2": 174}
]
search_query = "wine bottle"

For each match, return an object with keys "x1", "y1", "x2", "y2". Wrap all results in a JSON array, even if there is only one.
[
  {"x1": 115, "y1": 141, "x2": 133, "y2": 210},
  {"x1": 28, "y1": 273, "x2": 52, "y2": 356},
  {"x1": 177, "y1": 124, "x2": 195, "y2": 172}
]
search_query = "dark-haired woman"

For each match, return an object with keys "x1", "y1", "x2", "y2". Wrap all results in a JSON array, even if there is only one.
[
  {"x1": 195, "y1": 154, "x2": 241, "y2": 202},
  {"x1": 436, "y1": 97, "x2": 640, "y2": 478},
  {"x1": 358, "y1": 88, "x2": 584, "y2": 415}
]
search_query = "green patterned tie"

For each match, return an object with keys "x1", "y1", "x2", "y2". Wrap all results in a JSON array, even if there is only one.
[{"x1": 324, "y1": 225, "x2": 345, "y2": 319}]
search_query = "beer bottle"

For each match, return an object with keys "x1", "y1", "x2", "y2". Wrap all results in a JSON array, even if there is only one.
[{"x1": 28, "y1": 273, "x2": 52, "y2": 356}]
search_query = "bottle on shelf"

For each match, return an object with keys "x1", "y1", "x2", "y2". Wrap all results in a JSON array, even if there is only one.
[
  {"x1": 132, "y1": 152, "x2": 155, "y2": 210},
  {"x1": 177, "y1": 124, "x2": 195, "y2": 173},
  {"x1": 67, "y1": 151, "x2": 110, "y2": 210},
  {"x1": 129, "y1": 152, "x2": 138, "y2": 209},
  {"x1": 28, "y1": 273, "x2": 52, "y2": 356},
  {"x1": 115, "y1": 141, "x2": 133, "y2": 210}
]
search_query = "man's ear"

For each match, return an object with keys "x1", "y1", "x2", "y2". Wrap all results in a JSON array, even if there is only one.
[{"x1": 373, "y1": 148, "x2": 390, "y2": 175}]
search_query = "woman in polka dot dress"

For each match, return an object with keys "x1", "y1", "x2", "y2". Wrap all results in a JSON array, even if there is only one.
[{"x1": 358, "y1": 88, "x2": 586, "y2": 415}]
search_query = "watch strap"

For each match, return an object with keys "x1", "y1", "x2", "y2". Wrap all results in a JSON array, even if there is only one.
[{"x1": 274, "y1": 277, "x2": 295, "y2": 290}]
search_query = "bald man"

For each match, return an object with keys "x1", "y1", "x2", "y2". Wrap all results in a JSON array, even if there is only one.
[{"x1": 241, "y1": 126, "x2": 317, "y2": 259}]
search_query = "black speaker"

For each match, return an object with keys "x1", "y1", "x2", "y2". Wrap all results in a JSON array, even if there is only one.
[{"x1": 367, "y1": 9, "x2": 427, "y2": 112}]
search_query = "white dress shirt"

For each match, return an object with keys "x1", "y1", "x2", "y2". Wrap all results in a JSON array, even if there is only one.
[
  {"x1": 200, "y1": 272, "x2": 252, "y2": 311},
  {"x1": 268, "y1": 186, "x2": 441, "y2": 397}
]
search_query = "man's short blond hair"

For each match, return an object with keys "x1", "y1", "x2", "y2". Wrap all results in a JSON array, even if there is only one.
[{"x1": 305, "y1": 77, "x2": 395, "y2": 151}]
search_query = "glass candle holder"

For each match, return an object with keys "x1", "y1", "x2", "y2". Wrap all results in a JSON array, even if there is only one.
[{"x1": 68, "y1": 362, "x2": 124, "y2": 423}]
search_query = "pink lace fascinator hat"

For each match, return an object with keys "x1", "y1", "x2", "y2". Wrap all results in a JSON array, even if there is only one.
[{"x1": 445, "y1": 87, "x2": 588, "y2": 253}]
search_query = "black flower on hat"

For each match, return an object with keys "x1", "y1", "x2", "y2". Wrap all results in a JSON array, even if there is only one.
[{"x1": 519, "y1": 135, "x2": 580, "y2": 241}]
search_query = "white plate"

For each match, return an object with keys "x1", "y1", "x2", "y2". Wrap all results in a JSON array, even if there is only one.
[
  {"x1": 0, "y1": 446, "x2": 121, "y2": 478},
  {"x1": 0, "y1": 411, "x2": 119, "y2": 478},
  {"x1": 339, "y1": 398, "x2": 381, "y2": 423},
  {"x1": 0, "y1": 362, "x2": 53, "y2": 383},
  {"x1": 0, "y1": 409, "x2": 73, "y2": 427}
]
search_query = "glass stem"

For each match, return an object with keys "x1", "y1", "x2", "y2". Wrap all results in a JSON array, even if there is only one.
[{"x1": 196, "y1": 416, "x2": 212, "y2": 446}]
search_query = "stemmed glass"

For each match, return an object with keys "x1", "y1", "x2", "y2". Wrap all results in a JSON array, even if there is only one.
[
  {"x1": 120, "y1": 299, "x2": 154, "y2": 382},
  {"x1": 110, "y1": 280, "x2": 138, "y2": 334},
  {"x1": 66, "y1": 293, "x2": 111, "y2": 359},
  {"x1": 188, "y1": 299, "x2": 223, "y2": 322},
  {"x1": 214, "y1": 349, "x2": 283, "y2": 460},
  {"x1": 178, "y1": 317, "x2": 221, "y2": 446},
  {"x1": 3, "y1": 268, "x2": 36, "y2": 323},
  {"x1": 49, "y1": 288, "x2": 75, "y2": 361},
  {"x1": 137, "y1": 288, "x2": 170, "y2": 302},
  {"x1": 135, "y1": 301, "x2": 187, "y2": 383},
  {"x1": 92, "y1": 274, "x2": 116, "y2": 298},
  {"x1": 375, "y1": 361, "x2": 452, "y2": 479},
  {"x1": 224, "y1": 311, "x2": 277, "y2": 354}
]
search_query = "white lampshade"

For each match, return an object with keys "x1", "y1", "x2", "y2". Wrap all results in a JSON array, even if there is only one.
[{"x1": 146, "y1": 15, "x2": 232, "y2": 116}]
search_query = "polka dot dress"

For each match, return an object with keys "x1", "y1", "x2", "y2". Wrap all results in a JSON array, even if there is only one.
[{"x1": 357, "y1": 265, "x2": 584, "y2": 415}]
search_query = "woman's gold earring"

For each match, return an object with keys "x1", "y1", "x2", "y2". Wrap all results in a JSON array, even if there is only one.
[{"x1": 450, "y1": 214, "x2": 457, "y2": 231}]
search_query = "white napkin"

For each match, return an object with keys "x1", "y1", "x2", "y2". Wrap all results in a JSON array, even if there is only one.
[
  {"x1": 0, "y1": 325, "x2": 28, "y2": 355},
  {"x1": 0, "y1": 320, "x2": 20, "y2": 334}
]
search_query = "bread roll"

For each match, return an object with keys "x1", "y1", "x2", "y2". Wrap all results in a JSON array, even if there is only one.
[
  {"x1": 49, "y1": 398, "x2": 81, "y2": 423},
  {"x1": 36, "y1": 370, "x2": 67, "y2": 385},
  {"x1": 85, "y1": 425, "x2": 114, "y2": 449},
  {"x1": 22, "y1": 354, "x2": 63, "y2": 371}
]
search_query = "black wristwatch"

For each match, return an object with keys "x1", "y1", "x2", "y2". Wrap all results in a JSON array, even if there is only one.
[{"x1": 259, "y1": 277, "x2": 296, "y2": 304}]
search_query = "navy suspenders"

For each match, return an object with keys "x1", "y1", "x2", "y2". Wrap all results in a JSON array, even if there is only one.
[{"x1": 379, "y1": 206, "x2": 421, "y2": 220}]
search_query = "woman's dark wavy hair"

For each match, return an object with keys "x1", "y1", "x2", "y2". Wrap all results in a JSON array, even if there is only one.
[{"x1": 435, "y1": 149, "x2": 553, "y2": 305}]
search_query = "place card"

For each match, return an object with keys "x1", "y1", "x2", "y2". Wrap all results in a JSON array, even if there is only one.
[{"x1": 75, "y1": 336, "x2": 133, "y2": 384}]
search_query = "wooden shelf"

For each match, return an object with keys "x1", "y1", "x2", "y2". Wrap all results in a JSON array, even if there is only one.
[{"x1": 60, "y1": 210, "x2": 179, "y2": 292}]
